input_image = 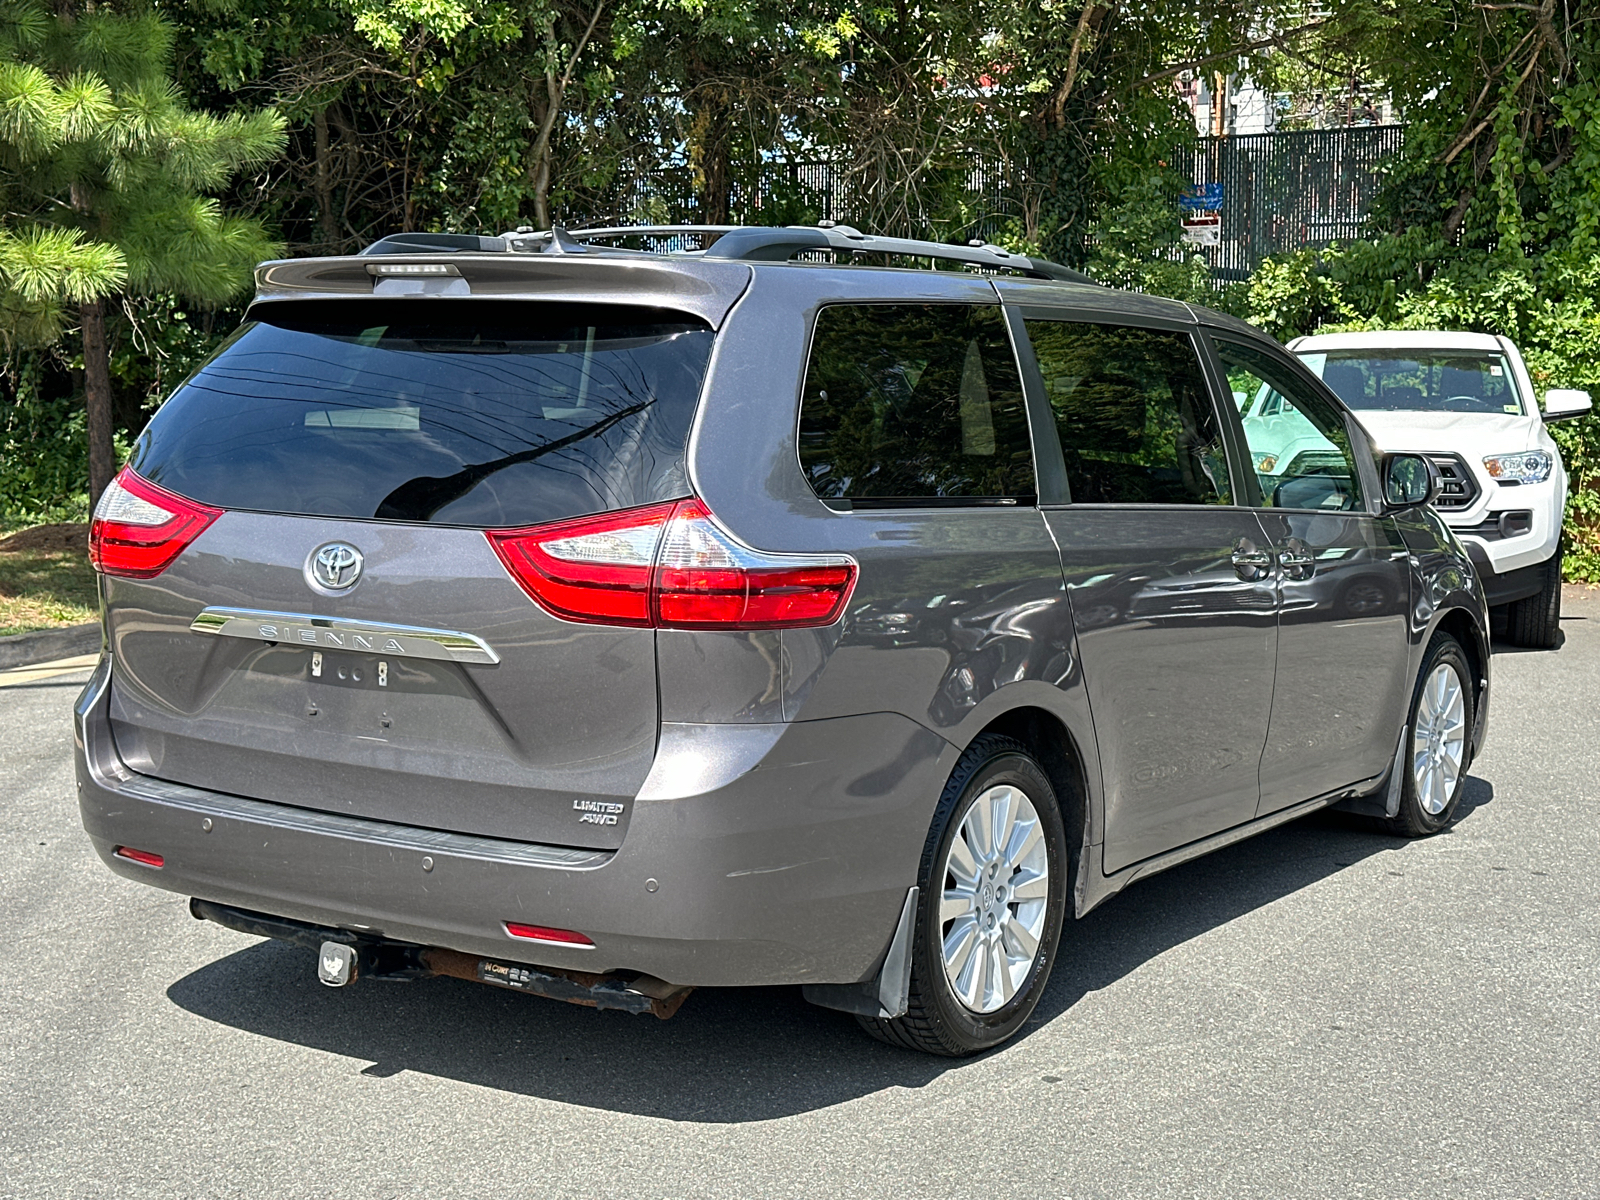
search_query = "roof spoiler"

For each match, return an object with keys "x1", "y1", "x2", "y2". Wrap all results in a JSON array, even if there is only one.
[{"x1": 360, "y1": 233, "x2": 508, "y2": 255}]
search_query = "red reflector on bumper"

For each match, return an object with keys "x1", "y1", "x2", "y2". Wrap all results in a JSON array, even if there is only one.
[
  {"x1": 504, "y1": 922, "x2": 594, "y2": 948},
  {"x1": 114, "y1": 846, "x2": 164, "y2": 868}
]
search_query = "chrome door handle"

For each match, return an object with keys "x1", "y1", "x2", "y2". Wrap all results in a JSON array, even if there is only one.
[
  {"x1": 1278, "y1": 537, "x2": 1315, "y2": 581},
  {"x1": 1231, "y1": 538, "x2": 1273, "y2": 582}
]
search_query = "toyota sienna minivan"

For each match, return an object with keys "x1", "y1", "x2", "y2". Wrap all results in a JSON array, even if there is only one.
[{"x1": 76, "y1": 224, "x2": 1489, "y2": 1055}]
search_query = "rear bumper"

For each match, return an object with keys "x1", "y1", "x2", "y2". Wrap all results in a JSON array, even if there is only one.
[{"x1": 75, "y1": 656, "x2": 950, "y2": 988}]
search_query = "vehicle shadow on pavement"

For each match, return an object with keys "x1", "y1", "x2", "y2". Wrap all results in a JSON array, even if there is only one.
[
  {"x1": 1030, "y1": 775, "x2": 1493, "y2": 1032},
  {"x1": 165, "y1": 776, "x2": 1493, "y2": 1122}
]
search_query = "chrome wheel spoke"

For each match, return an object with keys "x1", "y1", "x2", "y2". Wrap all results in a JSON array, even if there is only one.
[
  {"x1": 987, "y1": 786, "x2": 1016, "y2": 861},
  {"x1": 945, "y1": 831, "x2": 981, "y2": 889},
  {"x1": 1010, "y1": 867, "x2": 1049, "y2": 902},
  {"x1": 941, "y1": 888, "x2": 976, "y2": 924},
  {"x1": 962, "y1": 935, "x2": 989, "y2": 1009},
  {"x1": 945, "y1": 917, "x2": 979, "y2": 978},
  {"x1": 1002, "y1": 914, "x2": 1039, "y2": 962},
  {"x1": 984, "y1": 938, "x2": 1007, "y2": 1008},
  {"x1": 1002, "y1": 815, "x2": 1042, "y2": 874},
  {"x1": 963, "y1": 800, "x2": 994, "y2": 868}
]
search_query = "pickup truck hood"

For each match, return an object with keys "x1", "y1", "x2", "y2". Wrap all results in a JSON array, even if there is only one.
[{"x1": 1351, "y1": 410, "x2": 1546, "y2": 457}]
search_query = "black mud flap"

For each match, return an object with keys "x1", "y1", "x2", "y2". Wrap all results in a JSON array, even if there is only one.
[{"x1": 802, "y1": 886, "x2": 918, "y2": 1020}]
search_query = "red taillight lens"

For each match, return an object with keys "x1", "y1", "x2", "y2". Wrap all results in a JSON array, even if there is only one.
[
  {"x1": 504, "y1": 922, "x2": 595, "y2": 947},
  {"x1": 487, "y1": 498, "x2": 857, "y2": 631},
  {"x1": 90, "y1": 468, "x2": 222, "y2": 579},
  {"x1": 654, "y1": 500, "x2": 856, "y2": 628},
  {"x1": 486, "y1": 502, "x2": 675, "y2": 626},
  {"x1": 113, "y1": 846, "x2": 164, "y2": 868}
]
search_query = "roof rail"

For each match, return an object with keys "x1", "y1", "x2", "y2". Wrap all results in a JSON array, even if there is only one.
[
  {"x1": 356, "y1": 224, "x2": 1096, "y2": 285},
  {"x1": 568, "y1": 224, "x2": 1093, "y2": 283}
]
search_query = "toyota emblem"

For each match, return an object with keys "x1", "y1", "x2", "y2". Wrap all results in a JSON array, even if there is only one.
[{"x1": 310, "y1": 542, "x2": 364, "y2": 591}]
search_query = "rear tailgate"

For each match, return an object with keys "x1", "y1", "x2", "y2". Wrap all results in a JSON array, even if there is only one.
[
  {"x1": 101, "y1": 296, "x2": 723, "y2": 850},
  {"x1": 105, "y1": 513, "x2": 653, "y2": 849}
]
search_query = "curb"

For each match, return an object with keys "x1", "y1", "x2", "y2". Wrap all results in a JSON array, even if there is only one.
[{"x1": 0, "y1": 623, "x2": 101, "y2": 670}]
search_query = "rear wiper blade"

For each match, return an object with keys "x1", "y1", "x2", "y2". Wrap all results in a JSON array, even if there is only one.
[{"x1": 373, "y1": 398, "x2": 655, "y2": 522}]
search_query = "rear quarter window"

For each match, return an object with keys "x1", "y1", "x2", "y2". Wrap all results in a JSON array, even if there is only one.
[
  {"x1": 797, "y1": 303, "x2": 1035, "y2": 506},
  {"x1": 130, "y1": 300, "x2": 714, "y2": 527}
]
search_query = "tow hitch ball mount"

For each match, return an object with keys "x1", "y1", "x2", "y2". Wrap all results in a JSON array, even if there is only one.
[{"x1": 190, "y1": 897, "x2": 693, "y2": 1019}]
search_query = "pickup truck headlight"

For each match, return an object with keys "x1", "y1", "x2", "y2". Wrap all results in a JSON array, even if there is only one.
[{"x1": 1482, "y1": 450, "x2": 1552, "y2": 485}]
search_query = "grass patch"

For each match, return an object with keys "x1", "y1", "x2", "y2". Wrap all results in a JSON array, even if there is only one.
[{"x1": 0, "y1": 523, "x2": 97, "y2": 637}]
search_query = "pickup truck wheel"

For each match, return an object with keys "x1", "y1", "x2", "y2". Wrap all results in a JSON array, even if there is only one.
[
  {"x1": 1384, "y1": 633, "x2": 1474, "y2": 837},
  {"x1": 857, "y1": 734, "x2": 1068, "y2": 1057},
  {"x1": 1505, "y1": 549, "x2": 1562, "y2": 649}
]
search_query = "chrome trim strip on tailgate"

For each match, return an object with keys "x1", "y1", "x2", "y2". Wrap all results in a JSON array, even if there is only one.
[
  {"x1": 110, "y1": 771, "x2": 610, "y2": 870},
  {"x1": 189, "y1": 606, "x2": 500, "y2": 665}
]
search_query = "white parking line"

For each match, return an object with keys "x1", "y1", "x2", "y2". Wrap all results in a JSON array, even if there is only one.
[{"x1": 0, "y1": 653, "x2": 100, "y2": 688}]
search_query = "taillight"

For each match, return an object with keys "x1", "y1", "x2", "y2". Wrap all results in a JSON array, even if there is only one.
[
  {"x1": 655, "y1": 500, "x2": 856, "y2": 628},
  {"x1": 90, "y1": 468, "x2": 222, "y2": 579},
  {"x1": 487, "y1": 498, "x2": 856, "y2": 630},
  {"x1": 486, "y1": 502, "x2": 674, "y2": 626}
]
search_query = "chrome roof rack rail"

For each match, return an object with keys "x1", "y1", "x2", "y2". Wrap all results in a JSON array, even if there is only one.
[
  {"x1": 359, "y1": 223, "x2": 1096, "y2": 284},
  {"x1": 499, "y1": 224, "x2": 1098, "y2": 283}
]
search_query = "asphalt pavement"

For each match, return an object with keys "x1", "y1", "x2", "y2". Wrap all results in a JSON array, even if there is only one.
[{"x1": 3, "y1": 592, "x2": 1598, "y2": 1199}]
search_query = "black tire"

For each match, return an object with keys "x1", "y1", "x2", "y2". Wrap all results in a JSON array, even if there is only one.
[
  {"x1": 1383, "y1": 632, "x2": 1475, "y2": 837},
  {"x1": 858, "y1": 734, "x2": 1070, "y2": 1056},
  {"x1": 1505, "y1": 548, "x2": 1562, "y2": 649}
]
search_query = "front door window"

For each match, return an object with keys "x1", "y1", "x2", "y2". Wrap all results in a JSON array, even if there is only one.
[{"x1": 1220, "y1": 339, "x2": 1365, "y2": 512}]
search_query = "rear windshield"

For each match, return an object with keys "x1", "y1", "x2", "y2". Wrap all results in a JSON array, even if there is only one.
[
  {"x1": 1303, "y1": 350, "x2": 1524, "y2": 415},
  {"x1": 130, "y1": 301, "x2": 714, "y2": 527}
]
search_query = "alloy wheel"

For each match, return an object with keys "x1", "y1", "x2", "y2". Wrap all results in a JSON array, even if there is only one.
[
  {"x1": 1412, "y1": 662, "x2": 1467, "y2": 815},
  {"x1": 939, "y1": 784, "x2": 1050, "y2": 1014}
]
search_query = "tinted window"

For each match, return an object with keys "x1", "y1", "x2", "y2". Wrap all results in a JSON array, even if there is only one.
[
  {"x1": 130, "y1": 301, "x2": 713, "y2": 527},
  {"x1": 1025, "y1": 321, "x2": 1230, "y2": 505},
  {"x1": 798, "y1": 304, "x2": 1035, "y2": 504},
  {"x1": 1219, "y1": 339, "x2": 1364, "y2": 512},
  {"x1": 1304, "y1": 350, "x2": 1523, "y2": 414}
]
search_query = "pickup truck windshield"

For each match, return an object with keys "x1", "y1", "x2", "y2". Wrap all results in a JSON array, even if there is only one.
[{"x1": 1303, "y1": 350, "x2": 1524, "y2": 415}]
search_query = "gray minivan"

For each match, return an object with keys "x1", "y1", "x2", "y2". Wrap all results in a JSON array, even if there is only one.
[{"x1": 76, "y1": 225, "x2": 1489, "y2": 1056}]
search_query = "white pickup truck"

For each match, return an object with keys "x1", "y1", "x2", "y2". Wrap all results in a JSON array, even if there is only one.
[{"x1": 1284, "y1": 330, "x2": 1591, "y2": 647}]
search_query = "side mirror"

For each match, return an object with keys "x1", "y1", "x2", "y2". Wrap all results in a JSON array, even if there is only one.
[
  {"x1": 1383, "y1": 453, "x2": 1439, "y2": 510},
  {"x1": 1543, "y1": 389, "x2": 1592, "y2": 422}
]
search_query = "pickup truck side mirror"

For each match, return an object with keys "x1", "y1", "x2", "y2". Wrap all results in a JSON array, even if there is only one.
[
  {"x1": 1543, "y1": 389, "x2": 1592, "y2": 421},
  {"x1": 1383, "y1": 453, "x2": 1440, "y2": 511}
]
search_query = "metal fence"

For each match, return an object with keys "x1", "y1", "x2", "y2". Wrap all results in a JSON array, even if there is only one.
[{"x1": 1181, "y1": 125, "x2": 1406, "y2": 279}]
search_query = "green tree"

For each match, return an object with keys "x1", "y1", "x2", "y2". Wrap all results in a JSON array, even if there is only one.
[{"x1": 0, "y1": 0, "x2": 283, "y2": 504}]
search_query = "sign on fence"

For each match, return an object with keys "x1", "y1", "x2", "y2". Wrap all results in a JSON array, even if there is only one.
[
  {"x1": 1180, "y1": 183, "x2": 1225, "y2": 246},
  {"x1": 1180, "y1": 184, "x2": 1225, "y2": 212}
]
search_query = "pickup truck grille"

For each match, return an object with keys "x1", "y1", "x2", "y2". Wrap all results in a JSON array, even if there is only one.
[{"x1": 1426, "y1": 453, "x2": 1480, "y2": 511}]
